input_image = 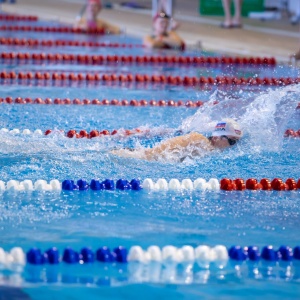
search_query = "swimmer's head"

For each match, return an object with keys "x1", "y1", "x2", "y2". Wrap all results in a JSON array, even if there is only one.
[
  {"x1": 87, "y1": 0, "x2": 102, "y2": 18},
  {"x1": 153, "y1": 11, "x2": 170, "y2": 34},
  {"x1": 210, "y1": 119, "x2": 243, "y2": 149},
  {"x1": 88, "y1": 0, "x2": 101, "y2": 6}
]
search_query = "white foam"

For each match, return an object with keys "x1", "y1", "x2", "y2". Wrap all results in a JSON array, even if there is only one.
[{"x1": 0, "y1": 128, "x2": 9, "y2": 133}]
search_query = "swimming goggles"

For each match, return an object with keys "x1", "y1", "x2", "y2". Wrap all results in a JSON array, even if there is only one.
[{"x1": 221, "y1": 135, "x2": 237, "y2": 146}]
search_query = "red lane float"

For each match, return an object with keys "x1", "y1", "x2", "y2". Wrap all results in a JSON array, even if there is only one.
[
  {"x1": 45, "y1": 128, "x2": 143, "y2": 139},
  {"x1": 0, "y1": 26, "x2": 105, "y2": 35},
  {"x1": 0, "y1": 71, "x2": 298, "y2": 87},
  {"x1": 0, "y1": 15, "x2": 38, "y2": 21},
  {"x1": 284, "y1": 129, "x2": 300, "y2": 138},
  {"x1": 221, "y1": 178, "x2": 300, "y2": 191},
  {"x1": 0, "y1": 38, "x2": 143, "y2": 48},
  {"x1": 0, "y1": 51, "x2": 277, "y2": 66}
]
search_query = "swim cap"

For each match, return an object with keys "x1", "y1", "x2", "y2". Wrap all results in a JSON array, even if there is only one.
[
  {"x1": 212, "y1": 119, "x2": 243, "y2": 138},
  {"x1": 153, "y1": 11, "x2": 170, "y2": 22},
  {"x1": 88, "y1": 0, "x2": 101, "y2": 5}
]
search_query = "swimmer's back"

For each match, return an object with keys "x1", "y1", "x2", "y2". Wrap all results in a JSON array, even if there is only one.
[{"x1": 144, "y1": 132, "x2": 212, "y2": 160}]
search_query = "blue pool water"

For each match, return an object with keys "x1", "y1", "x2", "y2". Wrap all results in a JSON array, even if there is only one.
[{"x1": 0, "y1": 19, "x2": 300, "y2": 299}]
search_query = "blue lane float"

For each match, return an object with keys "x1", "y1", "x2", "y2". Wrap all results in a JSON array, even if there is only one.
[
  {"x1": 33, "y1": 246, "x2": 128, "y2": 265},
  {"x1": 62, "y1": 179, "x2": 141, "y2": 191}
]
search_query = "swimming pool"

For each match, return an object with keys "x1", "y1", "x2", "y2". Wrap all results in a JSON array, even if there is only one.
[{"x1": 0, "y1": 17, "x2": 300, "y2": 300}]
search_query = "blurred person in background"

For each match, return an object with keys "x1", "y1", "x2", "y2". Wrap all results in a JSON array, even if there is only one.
[
  {"x1": 75, "y1": 0, "x2": 120, "y2": 34},
  {"x1": 290, "y1": 48, "x2": 300, "y2": 62},
  {"x1": 143, "y1": 11, "x2": 185, "y2": 50},
  {"x1": 221, "y1": 0, "x2": 243, "y2": 28},
  {"x1": 155, "y1": 0, "x2": 180, "y2": 30}
]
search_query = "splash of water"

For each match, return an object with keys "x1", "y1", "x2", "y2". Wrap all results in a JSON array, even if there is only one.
[{"x1": 181, "y1": 85, "x2": 300, "y2": 152}]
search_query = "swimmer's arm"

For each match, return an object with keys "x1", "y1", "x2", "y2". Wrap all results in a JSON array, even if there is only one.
[
  {"x1": 73, "y1": 18, "x2": 120, "y2": 34},
  {"x1": 98, "y1": 19, "x2": 121, "y2": 34},
  {"x1": 143, "y1": 35, "x2": 166, "y2": 49},
  {"x1": 110, "y1": 132, "x2": 210, "y2": 161},
  {"x1": 161, "y1": 31, "x2": 185, "y2": 49},
  {"x1": 74, "y1": 17, "x2": 86, "y2": 29},
  {"x1": 170, "y1": 18, "x2": 180, "y2": 31},
  {"x1": 144, "y1": 132, "x2": 211, "y2": 159},
  {"x1": 111, "y1": 148, "x2": 143, "y2": 159}
]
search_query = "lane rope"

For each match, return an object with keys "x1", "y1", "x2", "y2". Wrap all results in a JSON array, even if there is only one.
[
  {"x1": 0, "y1": 71, "x2": 297, "y2": 87},
  {"x1": 0, "y1": 178, "x2": 299, "y2": 192},
  {"x1": 2, "y1": 127, "x2": 299, "y2": 139},
  {"x1": 0, "y1": 25, "x2": 105, "y2": 34},
  {"x1": 0, "y1": 14, "x2": 38, "y2": 21},
  {"x1": 0, "y1": 38, "x2": 143, "y2": 48},
  {"x1": 0, "y1": 97, "x2": 205, "y2": 107},
  {"x1": 1, "y1": 97, "x2": 299, "y2": 110},
  {"x1": 0, "y1": 51, "x2": 277, "y2": 66},
  {"x1": 1, "y1": 245, "x2": 299, "y2": 266}
]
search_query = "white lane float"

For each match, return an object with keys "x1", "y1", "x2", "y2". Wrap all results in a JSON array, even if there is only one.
[
  {"x1": 0, "y1": 247, "x2": 26, "y2": 266},
  {"x1": 0, "y1": 179, "x2": 61, "y2": 192},
  {"x1": 142, "y1": 178, "x2": 220, "y2": 192},
  {"x1": 127, "y1": 245, "x2": 228, "y2": 268}
]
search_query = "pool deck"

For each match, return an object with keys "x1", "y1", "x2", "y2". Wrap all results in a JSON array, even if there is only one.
[{"x1": 1, "y1": 0, "x2": 300, "y2": 63}]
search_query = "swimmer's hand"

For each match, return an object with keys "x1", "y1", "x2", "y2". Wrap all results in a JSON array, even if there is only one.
[{"x1": 111, "y1": 148, "x2": 145, "y2": 159}]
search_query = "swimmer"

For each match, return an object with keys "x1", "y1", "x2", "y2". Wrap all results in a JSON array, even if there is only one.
[
  {"x1": 75, "y1": 0, "x2": 121, "y2": 34},
  {"x1": 112, "y1": 119, "x2": 243, "y2": 162},
  {"x1": 154, "y1": 0, "x2": 180, "y2": 31},
  {"x1": 290, "y1": 48, "x2": 300, "y2": 64},
  {"x1": 143, "y1": 11, "x2": 185, "y2": 50}
]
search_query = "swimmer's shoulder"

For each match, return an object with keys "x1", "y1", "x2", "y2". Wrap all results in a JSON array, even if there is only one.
[
  {"x1": 185, "y1": 132, "x2": 208, "y2": 141},
  {"x1": 75, "y1": 17, "x2": 86, "y2": 28},
  {"x1": 96, "y1": 18, "x2": 105, "y2": 27}
]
